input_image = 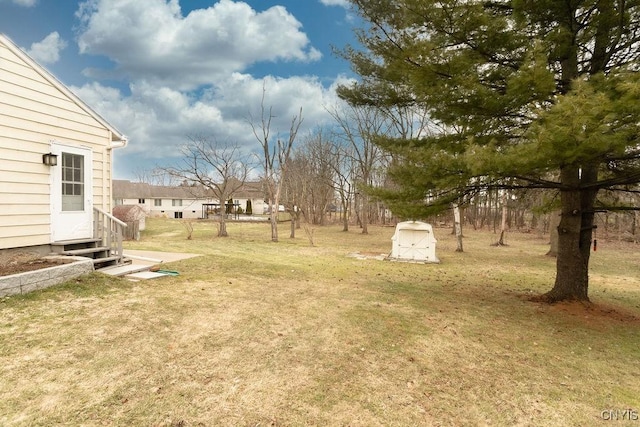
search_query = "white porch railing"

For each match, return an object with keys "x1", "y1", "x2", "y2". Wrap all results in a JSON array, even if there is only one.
[{"x1": 93, "y1": 207, "x2": 127, "y2": 263}]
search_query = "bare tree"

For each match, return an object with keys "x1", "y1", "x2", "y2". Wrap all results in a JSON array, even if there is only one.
[
  {"x1": 328, "y1": 104, "x2": 390, "y2": 234},
  {"x1": 133, "y1": 167, "x2": 177, "y2": 186},
  {"x1": 163, "y1": 136, "x2": 252, "y2": 237},
  {"x1": 249, "y1": 85, "x2": 303, "y2": 242},
  {"x1": 282, "y1": 132, "x2": 335, "y2": 244},
  {"x1": 330, "y1": 142, "x2": 356, "y2": 231},
  {"x1": 282, "y1": 154, "x2": 307, "y2": 238},
  {"x1": 283, "y1": 129, "x2": 336, "y2": 235}
]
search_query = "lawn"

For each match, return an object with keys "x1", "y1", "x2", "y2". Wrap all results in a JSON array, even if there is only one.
[{"x1": 1, "y1": 218, "x2": 639, "y2": 426}]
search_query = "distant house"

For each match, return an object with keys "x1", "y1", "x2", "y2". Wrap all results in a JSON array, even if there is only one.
[
  {"x1": 112, "y1": 180, "x2": 267, "y2": 219},
  {"x1": 0, "y1": 33, "x2": 128, "y2": 259}
]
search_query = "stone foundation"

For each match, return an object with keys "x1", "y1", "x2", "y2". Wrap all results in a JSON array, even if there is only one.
[{"x1": 0, "y1": 256, "x2": 94, "y2": 297}]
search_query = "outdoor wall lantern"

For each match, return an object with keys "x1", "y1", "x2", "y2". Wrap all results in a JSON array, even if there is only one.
[{"x1": 42, "y1": 152, "x2": 58, "y2": 166}]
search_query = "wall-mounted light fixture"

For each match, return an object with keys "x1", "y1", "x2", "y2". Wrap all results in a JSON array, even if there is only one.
[{"x1": 42, "y1": 153, "x2": 58, "y2": 166}]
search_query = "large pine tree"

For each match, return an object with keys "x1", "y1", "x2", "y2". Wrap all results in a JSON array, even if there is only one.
[{"x1": 338, "y1": 0, "x2": 640, "y2": 302}]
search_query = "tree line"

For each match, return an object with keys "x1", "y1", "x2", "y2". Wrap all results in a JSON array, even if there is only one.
[{"x1": 145, "y1": 1, "x2": 640, "y2": 303}]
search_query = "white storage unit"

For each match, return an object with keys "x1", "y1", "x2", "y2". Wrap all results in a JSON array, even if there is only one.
[{"x1": 390, "y1": 221, "x2": 439, "y2": 263}]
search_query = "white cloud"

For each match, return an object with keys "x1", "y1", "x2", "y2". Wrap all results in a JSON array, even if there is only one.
[
  {"x1": 75, "y1": 0, "x2": 321, "y2": 90},
  {"x1": 71, "y1": 73, "x2": 343, "y2": 176},
  {"x1": 67, "y1": 0, "x2": 351, "y2": 179},
  {"x1": 26, "y1": 32, "x2": 67, "y2": 64},
  {"x1": 319, "y1": 0, "x2": 350, "y2": 7}
]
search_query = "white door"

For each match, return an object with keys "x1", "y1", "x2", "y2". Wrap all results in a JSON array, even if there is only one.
[
  {"x1": 50, "y1": 143, "x2": 93, "y2": 241},
  {"x1": 397, "y1": 230, "x2": 430, "y2": 260}
]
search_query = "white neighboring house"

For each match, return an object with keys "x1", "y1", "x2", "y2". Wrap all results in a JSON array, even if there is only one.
[
  {"x1": 0, "y1": 33, "x2": 128, "y2": 256},
  {"x1": 113, "y1": 180, "x2": 267, "y2": 219}
]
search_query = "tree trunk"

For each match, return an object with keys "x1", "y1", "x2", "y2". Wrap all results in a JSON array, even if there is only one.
[
  {"x1": 270, "y1": 206, "x2": 278, "y2": 242},
  {"x1": 470, "y1": 199, "x2": 478, "y2": 230},
  {"x1": 338, "y1": 191, "x2": 350, "y2": 231},
  {"x1": 453, "y1": 203, "x2": 463, "y2": 252},
  {"x1": 354, "y1": 193, "x2": 362, "y2": 229},
  {"x1": 492, "y1": 189, "x2": 500, "y2": 233},
  {"x1": 268, "y1": 195, "x2": 279, "y2": 242},
  {"x1": 542, "y1": 166, "x2": 598, "y2": 302},
  {"x1": 492, "y1": 192, "x2": 508, "y2": 246},
  {"x1": 342, "y1": 209, "x2": 349, "y2": 232},
  {"x1": 218, "y1": 195, "x2": 228, "y2": 237},
  {"x1": 218, "y1": 217, "x2": 228, "y2": 237},
  {"x1": 270, "y1": 185, "x2": 283, "y2": 242},
  {"x1": 481, "y1": 192, "x2": 490, "y2": 230},
  {"x1": 361, "y1": 192, "x2": 369, "y2": 234},
  {"x1": 546, "y1": 210, "x2": 560, "y2": 257}
]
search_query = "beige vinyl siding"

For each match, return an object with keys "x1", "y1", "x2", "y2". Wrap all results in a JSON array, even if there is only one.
[
  {"x1": 0, "y1": 204, "x2": 51, "y2": 215},
  {"x1": 0, "y1": 38, "x2": 116, "y2": 250},
  {"x1": 0, "y1": 234, "x2": 53, "y2": 249},
  {"x1": 0, "y1": 142, "x2": 50, "y2": 162},
  {"x1": 0, "y1": 157, "x2": 50, "y2": 175},
  {"x1": 0, "y1": 192, "x2": 51, "y2": 205},
  {"x1": 0, "y1": 223, "x2": 50, "y2": 237},
  {"x1": 92, "y1": 149, "x2": 109, "y2": 208},
  {"x1": 2, "y1": 214, "x2": 49, "y2": 229},
  {"x1": 1, "y1": 97, "x2": 110, "y2": 139},
  {"x1": 0, "y1": 138, "x2": 51, "y2": 247}
]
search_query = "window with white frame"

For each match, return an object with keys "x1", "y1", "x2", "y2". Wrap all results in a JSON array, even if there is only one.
[{"x1": 61, "y1": 153, "x2": 84, "y2": 211}]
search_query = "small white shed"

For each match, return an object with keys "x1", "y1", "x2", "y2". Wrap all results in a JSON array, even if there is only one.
[
  {"x1": 389, "y1": 221, "x2": 439, "y2": 263},
  {"x1": 112, "y1": 205, "x2": 146, "y2": 240}
]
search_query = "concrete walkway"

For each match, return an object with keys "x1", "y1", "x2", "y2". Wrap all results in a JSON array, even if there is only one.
[
  {"x1": 99, "y1": 250, "x2": 202, "y2": 279},
  {"x1": 124, "y1": 250, "x2": 202, "y2": 265}
]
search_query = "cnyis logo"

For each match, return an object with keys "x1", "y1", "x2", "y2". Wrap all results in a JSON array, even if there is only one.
[{"x1": 601, "y1": 409, "x2": 639, "y2": 421}]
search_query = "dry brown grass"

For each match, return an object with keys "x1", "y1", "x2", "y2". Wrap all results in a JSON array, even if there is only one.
[{"x1": 1, "y1": 219, "x2": 639, "y2": 426}]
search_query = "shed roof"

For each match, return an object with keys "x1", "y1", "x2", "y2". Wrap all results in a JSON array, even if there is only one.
[{"x1": 112, "y1": 205, "x2": 146, "y2": 222}]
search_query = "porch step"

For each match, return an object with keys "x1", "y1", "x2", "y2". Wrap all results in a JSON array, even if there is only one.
[
  {"x1": 51, "y1": 238, "x2": 126, "y2": 269},
  {"x1": 51, "y1": 238, "x2": 102, "y2": 245},
  {"x1": 51, "y1": 239, "x2": 102, "y2": 254},
  {"x1": 59, "y1": 246, "x2": 110, "y2": 256},
  {"x1": 93, "y1": 255, "x2": 131, "y2": 269}
]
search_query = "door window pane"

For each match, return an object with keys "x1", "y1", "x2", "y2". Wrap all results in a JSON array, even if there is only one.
[{"x1": 61, "y1": 153, "x2": 84, "y2": 211}]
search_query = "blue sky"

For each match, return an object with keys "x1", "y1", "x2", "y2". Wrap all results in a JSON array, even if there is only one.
[{"x1": 0, "y1": 0, "x2": 358, "y2": 179}]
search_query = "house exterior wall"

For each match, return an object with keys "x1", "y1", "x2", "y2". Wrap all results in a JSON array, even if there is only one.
[
  {"x1": 112, "y1": 180, "x2": 268, "y2": 221},
  {"x1": 235, "y1": 197, "x2": 268, "y2": 216},
  {"x1": 145, "y1": 198, "x2": 267, "y2": 219},
  {"x1": 117, "y1": 196, "x2": 267, "y2": 219},
  {"x1": 135, "y1": 198, "x2": 206, "y2": 219},
  {"x1": 0, "y1": 36, "x2": 119, "y2": 250}
]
